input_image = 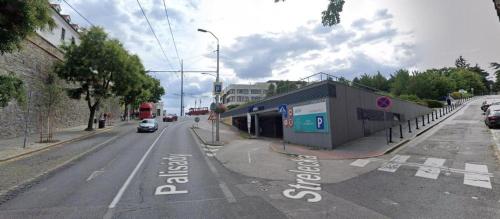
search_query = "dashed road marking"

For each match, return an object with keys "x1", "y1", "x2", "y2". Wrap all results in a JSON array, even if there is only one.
[
  {"x1": 464, "y1": 163, "x2": 492, "y2": 189},
  {"x1": 415, "y1": 158, "x2": 446, "y2": 180},
  {"x1": 378, "y1": 155, "x2": 410, "y2": 173},
  {"x1": 350, "y1": 159, "x2": 371, "y2": 167}
]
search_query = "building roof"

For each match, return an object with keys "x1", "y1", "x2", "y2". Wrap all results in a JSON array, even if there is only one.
[{"x1": 49, "y1": 3, "x2": 80, "y2": 33}]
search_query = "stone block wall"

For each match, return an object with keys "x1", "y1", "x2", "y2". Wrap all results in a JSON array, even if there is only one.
[{"x1": 0, "y1": 34, "x2": 121, "y2": 140}]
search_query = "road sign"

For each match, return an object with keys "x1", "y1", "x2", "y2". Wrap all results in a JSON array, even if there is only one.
[
  {"x1": 213, "y1": 82, "x2": 223, "y2": 95},
  {"x1": 376, "y1": 96, "x2": 392, "y2": 110},
  {"x1": 210, "y1": 102, "x2": 216, "y2": 111},
  {"x1": 194, "y1": 117, "x2": 200, "y2": 123},
  {"x1": 208, "y1": 111, "x2": 216, "y2": 121},
  {"x1": 278, "y1": 104, "x2": 288, "y2": 117},
  {"x1": 316, "y1": 116, "x2": 324, "y2": 129}
]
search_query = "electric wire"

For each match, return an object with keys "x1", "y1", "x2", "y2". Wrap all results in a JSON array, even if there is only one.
[{"x1": 61, "y1": 0, "x2": 94, "y2": 26}]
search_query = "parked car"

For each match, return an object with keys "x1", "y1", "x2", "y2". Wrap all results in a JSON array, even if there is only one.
[
  {"x1": 485, "y1": 105, "x2": 500, "y2": 128},
  {"x1": 163, "y1": 114, "x2": 178, "y2": 122},
  {"x1": 137, "y1": 119, "x2": 158, "y2": 132},
  {"x1": 482, "y1": 101, "x2": 500, "y2": 112}
]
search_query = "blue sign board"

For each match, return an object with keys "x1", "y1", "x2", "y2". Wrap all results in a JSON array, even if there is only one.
[
  {"x1": 278, "y1": 104, "x2": 288, "y2": 118},
  {"x1": 293, "y1": 102, "x2": 329, "y2": 133}
]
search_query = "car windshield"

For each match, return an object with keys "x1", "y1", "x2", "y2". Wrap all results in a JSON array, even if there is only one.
[{"x1": 141, "y1": 119, "x2": 154, "y2": 123}]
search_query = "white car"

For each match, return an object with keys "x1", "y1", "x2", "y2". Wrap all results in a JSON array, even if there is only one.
[{"x1": 137, "y1": 119, "x2": 158, "y2": 133}]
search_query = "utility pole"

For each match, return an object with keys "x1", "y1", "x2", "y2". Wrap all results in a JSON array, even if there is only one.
[
  {"x1": 215, "y1": 37, "x2": 220, "y2": 142},
  {"x1": 181, "y1": 60, "x2": 184, "y2": 116}
]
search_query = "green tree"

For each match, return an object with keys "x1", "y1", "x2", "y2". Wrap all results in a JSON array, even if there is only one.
[
  {"x1": 38, "y1": 72, "x2": 64, "y2": 142},
  {"x1": 275, "y1": 0, "x2": 345, "y2": 26},
  {"x1": 266, "y1": 83, "x2": 276, "y2": 97},
  {"x1": 356, "y1": 72, "x2": 390, "y2": 92},
  {"x1": 0, "y1": 0, "x2": 55, "y2": 54},
  {"x1": 491, "y1": 62, "x2": 500, "y2": 91},
  {"x1": 390, "y1": 69, "x2": 410, "y2": 96},
  {"x1": 408, "y1": 70, "x2": 454, "y2": 100},
  {"x1": 455, "y1": 56, "x2": 470, "y2": 69},
  {"x1": 449, "y1": 68, "x2": 486, "y2": 94},
  {"x1": 0, "y1": 74, "x2": 26, "y2": 107},
  {"x1": 55, "y1": 27, "x2": 131, "y2": 131}
]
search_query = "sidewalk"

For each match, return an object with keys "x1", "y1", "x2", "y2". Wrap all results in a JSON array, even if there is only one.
[
  {"x1": 270, "y1": 98, "x2": 477, "y2": 159},
  {"x1": 191, "y1": 115, "x2": 241, "y2": 145},
  {"x1": 0, "y1": 120, "x2": 127, "y2": 162}
]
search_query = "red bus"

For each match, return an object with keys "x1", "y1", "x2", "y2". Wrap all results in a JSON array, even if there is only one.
[
  {"x1": 186, "y1": 107, "x2": 209, "y2": 116},
  {"x1": 139, "y1": 103, "x2": 154, "y2": 120}
]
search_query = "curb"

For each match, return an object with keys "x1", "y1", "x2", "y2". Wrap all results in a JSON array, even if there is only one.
[
  {"x1": 0, "y1": 132, "x2": 121, "y2": 205},
  {"x1": 190, "y1": 128, "x2": 224, "y2": 146},
  {"x1": 0, "y1": 126, "x2": 115, "y2": 164}
]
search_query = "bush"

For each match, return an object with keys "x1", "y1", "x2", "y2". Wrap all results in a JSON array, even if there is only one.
[
  {"x1": 450, "y1": 92, "x2": 462, "y2": 99},
  {"x1": 424, "y1": 99, "x2": 444, "y2": 108},
  {"x1": 399, "y1": 94, "x2": 421, "y2": 103},
  {"x1": 227, "y1": 104, "x2": 240, "y2": 110}
]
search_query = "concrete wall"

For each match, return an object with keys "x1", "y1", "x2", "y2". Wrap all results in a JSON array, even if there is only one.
[
  {"x1": 283, "y1": 98, "x2": 333, "y2": 148},
  {"x1": 0, "y1": 34, "x2": 120, "y2": 140},
  {"x1": 329, "y1": 82, "x2": 432, "y2": 148}
]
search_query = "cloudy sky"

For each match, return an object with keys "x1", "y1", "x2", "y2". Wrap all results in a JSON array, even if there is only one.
[{"x1": 54, "y1": 0, "x2": 500, "y2": 114}]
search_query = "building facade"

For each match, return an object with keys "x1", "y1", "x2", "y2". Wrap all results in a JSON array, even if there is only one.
[
  {"x1": 221, "y1": 83, "x2": 270, "y2": 106},
  {"x1": 495, "y1": 0, "x2": 500, "y2": 21},
  {"x1": 37, "y1": 4, "x2": 81, "y2": 48}
]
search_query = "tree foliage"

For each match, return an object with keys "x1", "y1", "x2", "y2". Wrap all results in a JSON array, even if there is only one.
[
  {"x1": 275, "y1": 0, "x2": 345, "y2": 26},
  {"x1": 0, "y1": 74, "x2": 26, "y2": 107},
  {"x1": 55, "y1": 27, "x2": 149, "y2": 130},
  {"x1": 0, "y1": 0, "x2": 55, "y2": 54}
]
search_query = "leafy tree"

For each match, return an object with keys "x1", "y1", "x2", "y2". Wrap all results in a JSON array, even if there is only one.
[
  {"x1": 0, "y1": 0, "x2": 55, "y2": 54},
  {"x1": 468, "y1": 64, "x2": 489, "y2": 87},
  {"x1": 55, "y1": 27, "x2": 131, "y2": 131},
  {"x1": 449, "y1": 68, "x2": 486, "y2": 94},
  {"x1": 407, "y1": 70, "x2": 454, "y2": 100},
  {"x1": 37, "y1": 72, "x2": 64, "y2": 142},
  {"x1": 491, "y1": 62, "x2": 500, "y2": 91},
  {"x1": 390, "y1": 69, "x2": 410, "y2": 96},
  {"x1": 266, "y1": 83, "x2": 276, "y2": 97},
  {"x1": 0, "y1": 74, "x2": 26, "y2": 107},
  {"x1": 356, "y1": 72, "x2": 390, "y2": 92},
  {"x1": 455, "y1": 56, "x2": 470, "y2": 69},
  {"x1": 275, "y1": 0, "x2": 345, "y2": 26}
]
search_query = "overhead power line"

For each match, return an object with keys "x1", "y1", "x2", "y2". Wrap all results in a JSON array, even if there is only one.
[
  {"x1": 162, "y1": 0, "x2": 182, "y2": 68},
  {"x1": 136, "y1": 0, "x2": 175, "y2": 71},
  {"x1": 61, "y1": 0, "x2": 94, "y2": 26}
]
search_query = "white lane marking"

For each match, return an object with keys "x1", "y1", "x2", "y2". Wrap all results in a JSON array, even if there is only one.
[
  {"x1": 350, "y1": 159, "x2": 371, "y2": 167},
  {"x1": 86, "y1": 170, "x2": 104, "y2": 182},
  {"x1": 378, "y1": 155, "x2": 410, "y2": 173},
  {"x1": 219, "y1": 183, "x2": 236, "y2": 203},
  {"x1": 247, "y1": 148, "x2": 259, "y2": 164},
  {"x1": 108, "y1": 127, "x2": 168, "y2": 208},
  {"x1": 415, "y1": 158, "x2": 446, "y2": 179},
  {"x1": 464, "y1": 163, "x2": 492, "y2": 189}
]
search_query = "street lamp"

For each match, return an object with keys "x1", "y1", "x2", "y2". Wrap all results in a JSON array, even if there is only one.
[{"x1": 198, "y1": 28, "x2": 221, "y2": 142}]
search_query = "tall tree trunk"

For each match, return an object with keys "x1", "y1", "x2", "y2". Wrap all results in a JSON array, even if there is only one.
[
  {"x1": 86, "y1": 106, "x2": 96, "y2": 131},
  {"x1": 123, "y1": 104, "x2": 129, "y2": 121}
]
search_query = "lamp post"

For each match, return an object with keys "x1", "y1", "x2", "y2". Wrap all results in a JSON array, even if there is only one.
[{"x1": 198, "y1": 28, "x2": 221, "y2": 142}]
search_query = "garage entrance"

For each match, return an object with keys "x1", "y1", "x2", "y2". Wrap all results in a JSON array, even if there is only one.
[{"x1": 231, "y1": 111, "x2": 283, "y2": 139}]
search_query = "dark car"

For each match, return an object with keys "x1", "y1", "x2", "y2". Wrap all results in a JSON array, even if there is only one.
[
  {"x1": 137, "y1": 119, "x2": 158, "y2": 132},
  {"x1": 485, "y1": 105, "x2": 500, "y2": 128},
  {"x1": 163, "y1": 114, "x2": 178, "y2": 122}
]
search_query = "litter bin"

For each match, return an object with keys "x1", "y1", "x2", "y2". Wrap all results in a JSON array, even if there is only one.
[{"x1": 98, "y1": 119, "x2": 105, "y2": 129}]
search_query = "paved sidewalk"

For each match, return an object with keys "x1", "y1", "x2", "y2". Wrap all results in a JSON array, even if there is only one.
[
  {"x1": 191, "y1": 115, "x2": 241, "y2": 145},
  {"x1": 270, "y1": 98, "x2": 476, "y2": 159},
  {"x1": 0, "y1": 120, "x2": 127, "y2": 162}
]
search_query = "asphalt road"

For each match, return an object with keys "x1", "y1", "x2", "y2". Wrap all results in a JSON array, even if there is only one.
[
  {"x1": 0, "y1": 119, "x2": 285, "y2": 218},
  {"x1": 1, "y1": 98, "x2": 499, "y2": 218}
]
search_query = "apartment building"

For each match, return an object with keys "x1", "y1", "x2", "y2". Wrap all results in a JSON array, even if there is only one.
[{"x1": 222, "y1": 83, "x2": 270, "y2": 106}]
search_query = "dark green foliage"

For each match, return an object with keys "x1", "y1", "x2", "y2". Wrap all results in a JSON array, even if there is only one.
[
  {"x1": 227, "y1": 104, "x2": 240, "y2": 110},
  {"x1": 423, "y1": 99, "x2": 444, "y2": 108},
  {"x1": 275, "y1": 0, "x2": 345, "y2": 26},
  {"x1": 0, "y1": 0, "x2": 55, "y2": 54},
  {"x1": 0, "y1": 74, "x2": 26, "y2": 107}
]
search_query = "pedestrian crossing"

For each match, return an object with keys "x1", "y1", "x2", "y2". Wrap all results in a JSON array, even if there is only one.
[
  {"x1": 350, "y1": 155, "x2": 493, "y2": 189},
  {"x1": 203, "y1": 145, "x2": 223, "y2": 157}
]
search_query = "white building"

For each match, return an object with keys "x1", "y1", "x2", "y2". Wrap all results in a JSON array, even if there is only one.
[
  {"x1": 36, "y1": 4, "x2": 81, "y2": 48},
  {"x1": 222, "y1": 83, "x2": 270, "y2": 106}
]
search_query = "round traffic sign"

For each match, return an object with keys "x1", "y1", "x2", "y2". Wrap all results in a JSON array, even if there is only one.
[{"x1": 376, "y1": 96, "x2": 392, "y2": 110}]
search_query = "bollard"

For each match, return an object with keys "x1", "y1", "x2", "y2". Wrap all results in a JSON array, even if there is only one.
[
  {"x1": 416, "y1": 117, "x2": 420, "y2": 130},
  {"x1": 389, "y1": 128, "x2": 393, "y2": 143},
  {"x1": 432, "y1": 111, "x2": 435, "y2": 121},
  {"x1": 422, "y1": 115, "x2": 425, "y2": 126},
  {"x1": 408, "y1": 120, "x2": 412, "y2": 133},
  {"x1": 400, "y1": 124, "x2": 403, "y2": 139},
  {"x1": 439, "y1": 108, "x2": 442, "y2": 117},
  {"x1": 427, "y1": 114, "x2": 430, "y2": 124}
]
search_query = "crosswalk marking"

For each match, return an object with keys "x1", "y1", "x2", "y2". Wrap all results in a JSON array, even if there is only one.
[
  {"x1": 350, "y1": 159, "x2": 371, "y2": 167},
  {"x1": 378, "y1": 155, "x2": 410, "y2": 173},
  {"x1": 415, "y1": 158, "x2": 446, "y2": 179},
  {"x1": 464, "y1": 163, "x2": 492, "y2": 189}
]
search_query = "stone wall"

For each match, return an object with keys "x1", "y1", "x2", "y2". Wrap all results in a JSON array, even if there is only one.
[{"x1": 0, "y1": 34, "x2": 121, "y2": 140}]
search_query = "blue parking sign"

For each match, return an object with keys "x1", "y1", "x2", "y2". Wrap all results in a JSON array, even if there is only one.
[{"x1": 316, "y1": 116, "x2": 324, "y2": 129}]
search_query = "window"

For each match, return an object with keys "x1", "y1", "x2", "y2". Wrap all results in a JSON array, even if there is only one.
[
  {"x1": 227, "y1": 89, "x2": 235, "y2": 94},
  {"x1": 71, "y1": 37, "x2": 75, "y2": 44},
  {"x1": 252, "y1": 96, "x2": 261, "y2": 101},
  {"x1": 61, "y1": 28, "x2": 66, "y2": 41},
  {"x1": 251, "y1": 89, "x2": 261, "y2": 94},
  {"x1": 237, "y1": 89, "x2": 249, "y2": 94}
]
